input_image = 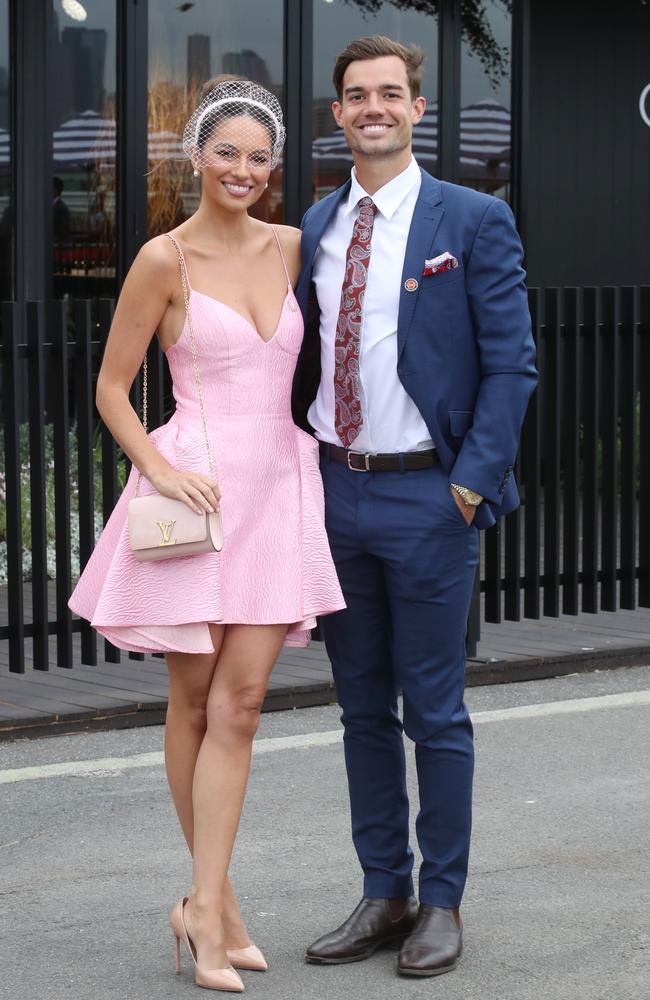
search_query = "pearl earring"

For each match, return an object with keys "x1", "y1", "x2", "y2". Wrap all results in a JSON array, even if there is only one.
[
  {"x1": 264, "y1": 182, "x2": 269, "y2": 190},
  {"x1": 193, "y1": 169, "x2": 199, "y2": 178}
]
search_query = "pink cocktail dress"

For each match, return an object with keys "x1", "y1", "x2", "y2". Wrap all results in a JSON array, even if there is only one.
[{"x1": 68, "y1": 229, "x2": 345, "y2": 652}]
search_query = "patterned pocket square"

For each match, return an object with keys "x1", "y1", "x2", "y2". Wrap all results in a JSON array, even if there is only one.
[{"x1": 423, "y1": 251, "x2": 459, "y2": 277}]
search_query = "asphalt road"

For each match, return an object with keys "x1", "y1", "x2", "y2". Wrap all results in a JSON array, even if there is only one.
[{"x1": 1, "y1": 666, "x2": 649, "y2": 1000}]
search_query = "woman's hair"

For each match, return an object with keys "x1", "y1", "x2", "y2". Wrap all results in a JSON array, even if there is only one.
[
  {"x1": 333, "y1": 35, "x2": 425, "y2": 100},
  {"x1": 198, "y1": 73, "x2": 248, "y2": 103}
]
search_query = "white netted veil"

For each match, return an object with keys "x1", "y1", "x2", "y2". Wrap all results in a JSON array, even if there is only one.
[{"x1": 182, "y1": 79, "x2": 286, "y2": 171}]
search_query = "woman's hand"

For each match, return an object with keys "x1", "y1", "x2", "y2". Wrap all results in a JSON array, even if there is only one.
[{"x1": 147, "y1": 466, "x2": 221, "y2": 515}]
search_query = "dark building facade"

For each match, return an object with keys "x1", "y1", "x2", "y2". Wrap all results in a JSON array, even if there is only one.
[{"x1": 0, "y1": 0, "x2": 648, "y2": 308}]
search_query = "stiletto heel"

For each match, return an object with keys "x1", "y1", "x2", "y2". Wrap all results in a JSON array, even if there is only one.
[
  {"x1": 226, "y1": 944, "x2": 268, "y2": 972},
  {"x1": 174, "y1": 933, "x2": 182, "y2": 974},
  {"x1": 170, "y1": 897, "x2": 245, "y2": 993}
]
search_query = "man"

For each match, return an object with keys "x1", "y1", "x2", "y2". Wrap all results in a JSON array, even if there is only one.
[{"x1": 294, "y1": 35, "x2": 537, "y2": 978}]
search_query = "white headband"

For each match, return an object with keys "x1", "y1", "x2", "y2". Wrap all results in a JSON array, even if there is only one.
[{"x1": 193, "y1": 96, "x2": 282, "y2": 149}]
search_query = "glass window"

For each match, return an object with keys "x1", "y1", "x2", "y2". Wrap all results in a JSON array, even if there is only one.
[
  {"x1": 312, "y1": 0, "x2": 439, "y2": 202},
  {"x1": 0, "y1": 0, "x2": 12, "y2": 300},
  {"x1": 147, "y1": 1, "x2": 285, "y2": 235},
  {"x1": 459, "y1": 0, "x2": 511, "y2": 199},
  {"x1": 51, "y1": 0, "x2": 118, "y2": 298}
]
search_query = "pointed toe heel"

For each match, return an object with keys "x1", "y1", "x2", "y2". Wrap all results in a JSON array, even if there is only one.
[
  {"x1": 226, "y1": 944, "x2": 268, "y2": 972},
  {"x1": 170, "y1": 897, "x2": 246, "y2": 992},
  {"x1": 195, "y1": 966, "x2": 245, "y2": 992}
]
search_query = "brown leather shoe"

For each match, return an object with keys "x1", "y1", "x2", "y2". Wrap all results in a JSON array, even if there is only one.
[
  {"x1": 306, "y1": 896, "x2": 419, "y2": 964},
  {"x1": 397, "y1": 905, "x2": 462, "y2": 977}
]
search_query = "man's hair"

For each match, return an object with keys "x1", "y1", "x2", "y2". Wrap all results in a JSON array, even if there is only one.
[{"x1": 333, "y1": 35, "x2": 425, "y2": 101}]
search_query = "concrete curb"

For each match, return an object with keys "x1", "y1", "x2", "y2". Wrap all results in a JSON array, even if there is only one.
[{"x1": 1, "y1": 646, "x2": 648, "y2": 741}]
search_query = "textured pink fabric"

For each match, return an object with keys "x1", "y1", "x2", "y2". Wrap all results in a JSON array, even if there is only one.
[{"x1": 68, "y1": 239, "x2": 345, "y2": 652}]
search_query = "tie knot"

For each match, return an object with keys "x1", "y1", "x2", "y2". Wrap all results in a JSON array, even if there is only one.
[{"x1": 358, "y1": 196, "x2": 376, "y2": 214}]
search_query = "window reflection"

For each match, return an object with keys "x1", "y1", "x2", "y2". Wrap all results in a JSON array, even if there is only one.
[
  {"x1": 0, "y1": 0, "x2": 12, "y2": 301},
  {"x1": 460, "y1": 0, "x2": 511, "y2": 199},
  {"x1": 147, "y1": 1, "x2": 284, "y2": 235},
  {"x1": 312, "y1": 0, "x2": 439, "y2": 202},
  {"x1": 51, "y1": 0, "x2": 117, "y2": 298}
]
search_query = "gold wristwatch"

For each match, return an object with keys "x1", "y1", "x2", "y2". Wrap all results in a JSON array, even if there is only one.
[{"x1": 451, "y1": 484, "x2": 484, "y2": 506}]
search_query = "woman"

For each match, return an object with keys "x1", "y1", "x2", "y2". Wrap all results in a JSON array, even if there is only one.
[{"x1": 69, "y1": 79, "x2": 345, "y2": 992}]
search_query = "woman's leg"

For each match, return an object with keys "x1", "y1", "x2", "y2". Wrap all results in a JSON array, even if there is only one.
[
  {"x1": 183, "y1": 623, "x2": 288, "y2": 970},
  {"x1": 165, "y1": 626, "x2": 254, "y2": 949},
  {"x1": 165, "y1": 631, "x2": 225, "y2": 849}
]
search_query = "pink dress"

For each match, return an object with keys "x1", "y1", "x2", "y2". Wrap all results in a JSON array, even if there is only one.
[{"x1": 68, "y1": 229, "x2": 345, "y2": 652}]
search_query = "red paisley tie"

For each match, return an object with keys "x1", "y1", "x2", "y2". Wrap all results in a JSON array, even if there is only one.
[{"x1": 334, "y1": 196, "x2": 377, "y2": 448}]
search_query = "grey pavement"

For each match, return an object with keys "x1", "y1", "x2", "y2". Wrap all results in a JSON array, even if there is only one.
[{"x1": 1, "y1": 666, "x2": 649, "y2": 1000}]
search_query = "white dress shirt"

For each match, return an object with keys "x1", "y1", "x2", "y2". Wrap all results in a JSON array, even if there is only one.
[{"x1": 308, "y1": 157, "x2": 433, "y2": 453}]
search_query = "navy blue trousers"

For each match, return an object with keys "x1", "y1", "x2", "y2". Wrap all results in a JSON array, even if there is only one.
[{"x1": 320, "y1": 455, "x2": 479, "y2": 908}]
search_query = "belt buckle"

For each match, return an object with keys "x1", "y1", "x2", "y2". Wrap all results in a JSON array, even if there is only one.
[{"x1": 347, "y1": 450, "x2": 371, "y2": 472}]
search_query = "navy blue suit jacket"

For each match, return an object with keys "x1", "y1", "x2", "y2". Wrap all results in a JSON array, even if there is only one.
[{"x1": 293, "y1": 169, "x2": 538, "y2": 530}]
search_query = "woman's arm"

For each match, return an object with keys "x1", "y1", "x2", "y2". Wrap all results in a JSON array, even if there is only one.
[{"x1": 97, "y1": 236, "x2": 220, "y2": 514}]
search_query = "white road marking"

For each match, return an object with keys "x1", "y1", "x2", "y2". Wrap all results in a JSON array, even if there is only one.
[{"x1": 1, "y1": 689, "x2": 648, "y2": 786}]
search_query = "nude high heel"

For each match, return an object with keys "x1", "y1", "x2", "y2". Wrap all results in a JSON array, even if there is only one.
[
  {"x1": 226, "y1": 944, "x2": 268, "y2": 972},
  {"x1": 170, "y1": 897, "x2": 245, "y2": 993}
]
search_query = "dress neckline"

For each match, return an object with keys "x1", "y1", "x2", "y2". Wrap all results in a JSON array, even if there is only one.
[
  {"x1": 190, "y1": 284, "x2": 293, "y2": 346},
  {"x1": 166, "y1": 226, "x2": 294, "y2": 346}
]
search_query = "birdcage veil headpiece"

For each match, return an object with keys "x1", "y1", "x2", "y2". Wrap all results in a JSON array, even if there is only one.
[{"x1": 182, "y1": 80, "x2": 286, "y2": 171}]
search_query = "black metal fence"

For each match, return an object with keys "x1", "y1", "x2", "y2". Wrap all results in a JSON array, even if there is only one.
[{"x1": 1, "y1": 286, "x2": 649, "y2": 672}]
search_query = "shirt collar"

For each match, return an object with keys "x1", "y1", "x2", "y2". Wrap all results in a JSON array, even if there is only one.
[{"x1": 343, "y1": 156, "x2": 421, "y2": 220}]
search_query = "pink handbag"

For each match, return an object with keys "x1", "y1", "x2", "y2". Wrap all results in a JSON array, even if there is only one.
[{"x1": 127, "y1": 234, "x2": 223, "y2": 562}]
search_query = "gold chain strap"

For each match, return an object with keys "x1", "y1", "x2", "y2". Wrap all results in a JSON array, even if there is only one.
[{"x1": 135, "y1": 233, "x2": 216, "y2": 495}]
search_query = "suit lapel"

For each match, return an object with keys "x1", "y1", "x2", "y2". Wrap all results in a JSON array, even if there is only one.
[
  {"x1": 297, "y1": 180, "x2": 351, "y2": 314},
  {"x1": 397, "y1": 171, "x2": 444, "y2": 362}
]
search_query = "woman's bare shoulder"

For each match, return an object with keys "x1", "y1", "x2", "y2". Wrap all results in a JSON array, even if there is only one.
[
  {"x1": 273, "y1": 224, "x2": 301, "y2": 245},
  {"x1": 124, "y1": 234, "x2": 179, "y2": 296},
  {"x1": 272, "y1": 225, "x2": 301, "y2": 282},
  {"x1": 135, "y1": 233, "x2": 179, "y2": 271}
]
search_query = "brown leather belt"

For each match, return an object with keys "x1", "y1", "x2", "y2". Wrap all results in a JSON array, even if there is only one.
[{"x1": 319, "y1": 441, "x2": 439, "y2": 473}]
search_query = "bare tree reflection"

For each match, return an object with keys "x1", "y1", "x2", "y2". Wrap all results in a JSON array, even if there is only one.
[{"x1": 342, "y1": 0, "x2": 512, "y2": 87}]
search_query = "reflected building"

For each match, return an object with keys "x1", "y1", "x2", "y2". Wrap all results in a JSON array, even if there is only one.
[
  {"x1": 188, "y1": 34, "x2": 211, "y2": 94},
  {"x1": 222, "y1": 50, "x2": 272, "y2": 88},
  {"x1": 58, "y1": 26, "x2": 107, "y2": 119}
]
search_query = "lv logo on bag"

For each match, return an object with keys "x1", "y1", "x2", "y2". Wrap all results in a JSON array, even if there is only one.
[{"x1": 157, "y1": 519, "x2": 177, "y2": 546}]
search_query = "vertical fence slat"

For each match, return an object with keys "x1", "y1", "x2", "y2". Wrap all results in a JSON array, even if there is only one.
[
  {"x1": 619, "y1": 287, "x2": 637, "y2": 609},
  {"x1": 638, "y1": 287, "x2": 650, "y2": 607},
  {"x1": 581, "y1": 288, "x2": 599, "y2": 612},
  {"x1": 74, "y1": 300, "x2": 97, "y2": 665},
  {"x1": 27, "y1": 302, "x2": 49, "y2": 670},
  {"x1": 2, "y1": 302, "x2": 26, "y2": 672},
  {"x1": 504, "y1": 484, "x2": 521, "y2": 620},
  {"x1": 149, "y1": 335, "x2": 165, "y2": 429},
  {"x1": 523, "y1": 288, "x2": 542, "y2": 618},
  {"x1": 543, "y1": 289, "x2": 561, "y2": 616},
  {"x1": 484, "y1": 521, "x2": 502, "y2": 623},
  {"x1": 51, "y1": 300, "x2": 73, "y2": 667},
  {"x1": 97, "y1": 298, "x2": 121, "y2": 664},
  {"x1": 599, "y1": 287, "x2": 618, "y2": 611},
  {"x1": 562, "y1": 289, "x2": 580, "y2": 614}
]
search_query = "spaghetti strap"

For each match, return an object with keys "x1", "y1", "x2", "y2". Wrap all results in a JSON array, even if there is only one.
[
  {"x1": 165, "y1": 232, "x2": 193, "y2": 290},
  {"x1": 270, "y1": 225, "x2": 291, "y2": 285}
]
